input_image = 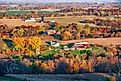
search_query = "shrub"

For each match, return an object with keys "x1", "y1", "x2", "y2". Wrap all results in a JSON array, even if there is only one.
[
  {"x1": 55, "y1": 62, "x2": 67, "y2": 74},
  {"x1": 0, "y1": 61, "x2": 6, "y2": 76}
]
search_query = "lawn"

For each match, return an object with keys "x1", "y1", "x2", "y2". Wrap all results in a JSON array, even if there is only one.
[
  {"x1": 72, "y1": 50, "x2": 81, "y2": 55},
  {"x1": 71, "y1": 50, "x2": 92, "y2": 57},
  {"x1": 38, "y1": 50, "x2": 59, "y2": 60},
  {"x1": 90, "y1": 45, "x2": 103, "y2": 54},
  {"x1": 0, "y1": 76, "x2": 22, "y2": 81}
]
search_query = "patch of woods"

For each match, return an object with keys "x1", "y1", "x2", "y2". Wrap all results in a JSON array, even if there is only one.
[
  {"x1": 0, "y1": 20, "x2": 121, "y2": 41},
  {"x1": 0, "y1": 58, "x2": 121, "y2": 75},
  {"x1": 0, "y1": 43, "x2": 121, "y2": 81},
  {"x1": 0, "y1": 44, "x2": 121, "y2": 75}
]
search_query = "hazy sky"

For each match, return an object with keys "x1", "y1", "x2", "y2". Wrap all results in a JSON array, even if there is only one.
[{"x1": 0, "y1": 0, "x2": 120, "y2": 3}]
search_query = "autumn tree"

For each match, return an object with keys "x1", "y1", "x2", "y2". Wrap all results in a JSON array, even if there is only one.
[{"x1": 62, "y1": 31, "x2": 72, "y2": 40}]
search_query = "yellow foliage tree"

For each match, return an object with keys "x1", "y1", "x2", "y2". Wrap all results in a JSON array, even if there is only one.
[
  {"x1": 13, "y1": 36, "x2": 43, "y2": 56},
  {"x1": 62, "y1": 31, "x2": 72, "y2": 40}
]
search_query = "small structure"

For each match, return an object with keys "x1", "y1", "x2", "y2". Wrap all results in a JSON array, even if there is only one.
[
  {"x1": 40, "y1": 9, "x2": 61, "y2": 12},
  {"x1": 64, "y1": 42, "x2": 90, "y2": 50},
  {"x1": 36, "y1": 48, "x2": 40, "y2": 55},
  {"x1": 48, "y1": 30, "x2": 56, "y2": 35},
  {"x1": 39, "y1": 16, "x2": 44, "y2": 23},
  {"x1": 46, "y1": 41, "x2": 60, "y2": 47},
  {"x1": 41, "y1": 16, "x2": 44, "y2": 22},
  {"x1": 63, "y1": 46, "x2": 70, "y2": 51},
  {"x1": 72, "y1": 42, "x2": 90, "y2": 50},
  {"x1": 50, "y1": 20, "x2": 55, "y2": 23},
  {"x1": 79, "y1": 19, "x2": 88, "y2": 23},
  {"x1": 24, "y1": 18, "x2": 36, "y2": 22}
]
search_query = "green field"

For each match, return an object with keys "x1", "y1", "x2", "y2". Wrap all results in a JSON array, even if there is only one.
[
  {"x1": 0, "y1": 11, "x2": 31, "y2": 15},
  {"x1": 0, "y1": 10, "x2": 58, "y2": 15},
  {"x1": 0, "y1": 76, "x2": 22, "y2": 81}
]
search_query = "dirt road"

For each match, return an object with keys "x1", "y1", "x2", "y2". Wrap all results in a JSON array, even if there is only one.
[{"x1": 60, "y1": 37, "x2": 121, "y2": 45}]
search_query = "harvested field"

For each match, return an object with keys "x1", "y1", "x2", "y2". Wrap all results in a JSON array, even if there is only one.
[
  {"x1": 45, "y1": 16, "x2": 116, "y2": 25},
  {"x1": 0, "y1": 15, "x2": 116, "y2": 26},
  {"x1": 0, "y1": 17, "x2": 83, "y2": 26},
  {"x1": 0, "y1": 19, "x2": 42, "y2": 27},
  {"x1": 45, "y1": 16, "x2": 82, "y2": 25}
]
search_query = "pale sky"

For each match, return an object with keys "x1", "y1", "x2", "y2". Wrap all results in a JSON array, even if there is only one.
[{"x1": 0, "y1": 0, "x2": 120, "y2": 3}]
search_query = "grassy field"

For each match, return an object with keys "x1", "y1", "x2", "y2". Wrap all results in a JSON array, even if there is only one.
[
  {"x1": 0, "y1": 10, "x2": 59, "y2": 15},
  {"x1": 45, "y1": 16, "x2": 82, "y2": 25},
  {"x1": 0, "y1": 16, "x2": 83, "y2": 26},
  {"x1": 0, "y1": 76, "x2": 22, "y2": 81},
  {"x1": 0, "y1": 11, "x2": 31, "y2": 15}
]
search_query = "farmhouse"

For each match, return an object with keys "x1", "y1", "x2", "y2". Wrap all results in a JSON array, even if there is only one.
[
  {"x1": 65, "y1": 42, "x2": 90, "y2": 50},
  {"x1": 73, "y1": 42, "x2": 90, "y2": 50}
]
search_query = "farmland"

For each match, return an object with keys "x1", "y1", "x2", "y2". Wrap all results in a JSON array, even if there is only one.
[
  {"x1": 0, "y1": 10, "x2": 59, "y2": 15},
  {"x1": 0, "y1": 1, "x2": 121, "y2": 81}
]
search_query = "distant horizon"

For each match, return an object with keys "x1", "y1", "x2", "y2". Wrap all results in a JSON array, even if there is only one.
[{"x1": 0, "y1": 0, "x2": 120, "y2": 3}]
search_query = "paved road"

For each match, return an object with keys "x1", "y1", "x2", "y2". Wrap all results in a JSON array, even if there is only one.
[
  {"x1": 60, "y1": 37, "x2": 121, "y2": 45},
  {"x1": 6, "y1": 73, "x2": 111, "y2": 81}
]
